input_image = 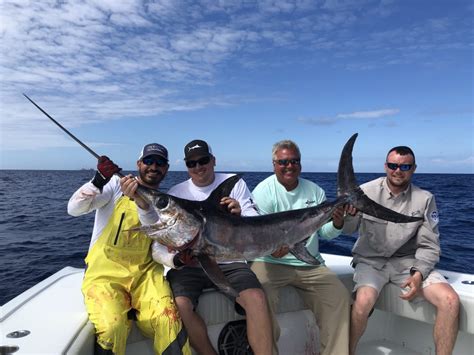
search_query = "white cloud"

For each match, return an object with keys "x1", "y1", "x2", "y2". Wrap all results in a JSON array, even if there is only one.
[
  {"x1": 430, "y1": 156, "x2": 474, "y2": 166},
  {"x1": 0, "y1": 0, "x2": 471, "y2": 152},
  {"x1": 337, "y1": 109, "x2": 400, "y2": 119},
  {"x1": 298, "y1": 117, "x2": 336, "y2": 126},
  {"x1": 298, "y1": 108, "x2": 399, "y2": 125}
]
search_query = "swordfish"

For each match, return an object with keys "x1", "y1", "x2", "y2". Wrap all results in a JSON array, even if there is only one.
[
  {"x1": 22, "y1": 96, "x2": 419, "y2": 297},
  {"x1": 133, "y1": 133, "x2": 422, "y2": 298}
]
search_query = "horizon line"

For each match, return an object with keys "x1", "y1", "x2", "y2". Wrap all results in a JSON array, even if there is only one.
[{"x1": 0, "y1": 168, "x2": 472, "y2": 175}]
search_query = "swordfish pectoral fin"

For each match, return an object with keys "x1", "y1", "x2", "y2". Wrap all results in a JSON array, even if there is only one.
[
  {"x1": 197, "y1": 254, "x2": 239, "y2": 300},
  {"x1": 352, "y1": 188, "x2": 423, "y2": 223},
  {"x1": 290, "y1": 241, "x2": 321, "y2": 266}
]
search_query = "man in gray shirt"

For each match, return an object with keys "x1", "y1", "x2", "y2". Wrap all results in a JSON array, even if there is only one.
[{"x1": 344, "y1": 145, "x2": 460, "y2": 355}]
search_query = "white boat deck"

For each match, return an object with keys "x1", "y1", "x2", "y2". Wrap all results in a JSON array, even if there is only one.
[{"x1": 1, "y1": 253, "x2": 473, "y2": 354}]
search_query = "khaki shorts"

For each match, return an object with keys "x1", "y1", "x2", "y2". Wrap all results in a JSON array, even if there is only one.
[{"x1": 353, "y1": 262, "x2": 447, "y2": 300}]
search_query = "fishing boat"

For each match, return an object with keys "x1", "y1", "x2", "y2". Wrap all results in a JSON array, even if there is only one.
[{"x1": 1, "y1": 253, "x2": 472, "y2": 355}]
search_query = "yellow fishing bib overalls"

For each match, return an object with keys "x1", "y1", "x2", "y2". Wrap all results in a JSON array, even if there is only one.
[{"x1": 82, "y1": 196, "x2": 190, "y2": 355}]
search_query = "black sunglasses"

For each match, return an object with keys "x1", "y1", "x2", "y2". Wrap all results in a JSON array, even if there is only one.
[
  {"x1": 185, "y1": 156, "x2": 212, "y2": 168},
  {"x1": 386, "y1": 162, "x2": 413, "y2": 171},
  {"x1": 142, "y1": 156, "x2": 168, "y2": 167},
  {"x1": 274, "y1": 158, "x2": 301, "y2": 167}
]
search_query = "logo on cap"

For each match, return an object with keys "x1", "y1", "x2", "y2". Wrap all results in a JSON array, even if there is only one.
[
  {"x1": 184, "y1": 139, "x2": 212, "y2": 160},
  {"x1": 187, "y1": 144, "x2": 202, "y2": 151},
  {"x1": 139, "y1": 143, "x2": 168, "y2": 160}
]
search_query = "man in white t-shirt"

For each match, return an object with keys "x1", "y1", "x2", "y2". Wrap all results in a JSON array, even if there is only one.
[{"x1": 121, "y1": 140, "x2": 273, "y2": 355}]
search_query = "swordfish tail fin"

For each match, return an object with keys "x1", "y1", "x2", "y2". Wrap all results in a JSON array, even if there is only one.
[{"x1": 337, "y1": 133, "x2": 422, "y2": 223}]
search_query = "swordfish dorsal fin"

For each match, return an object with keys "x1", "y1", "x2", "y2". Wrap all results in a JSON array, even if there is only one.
[
  {"x1": 337, "y1": 133, "x2": 422, "y2": 223},
  {"x1": 203, "y1": 174, "x2": 242, "y2": 212},
  {"x1": 337, "y1": 133, "x2": 359, "y2": 196}
]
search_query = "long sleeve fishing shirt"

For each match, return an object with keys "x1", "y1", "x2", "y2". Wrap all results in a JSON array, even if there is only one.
[
  {"x1": 343, "y1": 177, "x2": 440, "y2": 279},
  {"x1": 67, "y1": 175, "x2": 123, "y2": 250}
]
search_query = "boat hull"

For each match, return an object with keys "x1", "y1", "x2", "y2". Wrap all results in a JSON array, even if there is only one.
[{"x1": 1, "y1": 254, "x2": 473, "y2": 354}]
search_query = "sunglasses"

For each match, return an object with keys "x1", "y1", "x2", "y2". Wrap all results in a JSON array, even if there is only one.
[
  {"x1": 185, "y1": 156, "x2": 212, "y2": 168},
  {"x1": 142, "y1": 156, "x2": 168, "y2": 167},
  {"x1": 274, "y1": 158, "x2": 301, "y2": 167},
  {"x1": 386, "y1": 162, "x2": 413, "y2": 171}
]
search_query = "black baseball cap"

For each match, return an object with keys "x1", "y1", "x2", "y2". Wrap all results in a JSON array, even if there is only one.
[
  {"x1": 184, "y1": 139, "x2": 213, "y2": 160},
  {"x1": 138, "y1": 143, "x2": 168, "y2": 161}
]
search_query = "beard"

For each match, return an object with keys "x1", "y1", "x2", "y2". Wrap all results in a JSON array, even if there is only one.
[
  {"x1": 388, "y1": 174, "x2": 410, "y2": 189},
  {"x1": 139, "y1": 168, "x2": 164, "y2": 188}
]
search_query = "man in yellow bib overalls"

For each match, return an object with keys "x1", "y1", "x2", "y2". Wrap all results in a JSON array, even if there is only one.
[{"x1": 68, "y1": 143, "x2": 190, "y2": 355}]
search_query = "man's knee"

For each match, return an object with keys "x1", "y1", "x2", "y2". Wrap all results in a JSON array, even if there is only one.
[
  {"x1": 174, "y1": 296, "x2": 195, "y2": 319},
  {"x1": 352, "y1": 288, "x2": 378, "y2": 318},
  {"x1": 238, "y1": 288, "x2": 268, "y2": 310},
  {"x1": 438, "y1": 288, "x2": 460, "y2": 313},
  {"x1": 424, "y1": 283, "x2": 460, "y2": 314}
]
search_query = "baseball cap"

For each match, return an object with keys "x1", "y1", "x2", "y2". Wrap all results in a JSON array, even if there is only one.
[
  {"x1": 184, "y1": 139, "x2": 213, "y2": 160},
  {"x1": 138, "y1": 143, "x2": 168, "y2": 161}
]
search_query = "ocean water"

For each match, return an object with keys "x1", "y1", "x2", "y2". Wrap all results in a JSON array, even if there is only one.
[{"x1": 0, "y1": 170, "x2": 473, "y2": 306}]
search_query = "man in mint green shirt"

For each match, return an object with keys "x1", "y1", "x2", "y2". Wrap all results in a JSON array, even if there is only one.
[{"x1": 251, "y1": 139, "x2": 350, "y2": 355}]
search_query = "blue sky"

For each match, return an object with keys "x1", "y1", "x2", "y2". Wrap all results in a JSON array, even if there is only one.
[{"x1": 0, "y1": 0, "x2": 472, "y2": 173}]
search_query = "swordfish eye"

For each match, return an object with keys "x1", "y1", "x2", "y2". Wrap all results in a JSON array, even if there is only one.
[{"x1": 155, "y1": 195, "x2": 169, "y2": 209}]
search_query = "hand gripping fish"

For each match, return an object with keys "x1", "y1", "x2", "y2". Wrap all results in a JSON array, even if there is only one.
[{"x1": 132, "y1": 134, "x2": 423, "y2": 298}]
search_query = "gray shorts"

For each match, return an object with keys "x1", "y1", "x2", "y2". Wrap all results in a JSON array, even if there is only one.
[
  {"x1": 353, "y1": 262, "x2": 447, "y2": 298},
  {"x1": 166, "y1": 262, "x2": 262, "y2": 314}
]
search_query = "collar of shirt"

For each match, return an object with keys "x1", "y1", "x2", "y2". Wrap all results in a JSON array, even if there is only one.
[{"x1": 381, "y1": 177, "x2": 411, "y2": 200}]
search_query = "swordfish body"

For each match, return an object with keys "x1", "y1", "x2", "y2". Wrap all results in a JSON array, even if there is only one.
[{"x1": 133, "y1": 133, "x2": 422, "y2": 297}]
